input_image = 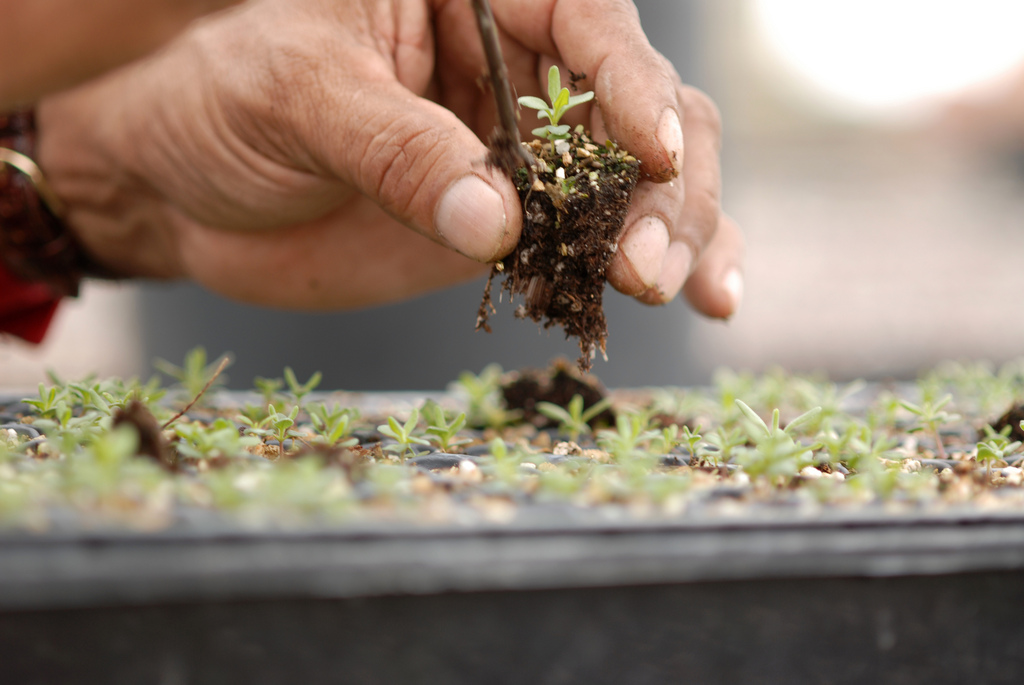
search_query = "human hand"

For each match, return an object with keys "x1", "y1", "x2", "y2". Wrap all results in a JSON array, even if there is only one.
[
  {"x1": 37, "y1": 0, "x2": 743, "y2": 316},
  {"x1": 939, "y1": 65, "x2": 1024, "y2": 147},
  {"x1": 0, "y1": 0, "x2": 240, "y2": 108}
]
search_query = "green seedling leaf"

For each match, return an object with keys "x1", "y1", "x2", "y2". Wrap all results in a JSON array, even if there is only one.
[
  {"x1": 520, "y1": 65, "x2": 595, "y2": 141},
  {"x1": 284, "y1": 367, "x2": 322, "y2": 402},
  {"x1": 735, "y1": 400, "x2": 770, "y2": 437},
  {"x1": 784, "y1": 407, "x2": 823, "y2": 436},
  {"x1": 567, "y1": 92, "x2": 595, "y2": 108},
  {"x1": 580, "y1": 397, "x2": 614, "y2": 423},
  {"x1": 518, "y1": 96, "x2": 550, "y2": 111},
  {"x1": 551, "y1": 88, "x2": 570, "y2": 118},
  {"x1": 547, "y1": 64, "x2": 561, "y2": 104},
  {"x1": 532, "y1": 124, "x2": 571, "y2": 140}
]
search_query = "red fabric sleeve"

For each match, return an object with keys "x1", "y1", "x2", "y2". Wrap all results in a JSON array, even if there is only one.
[{"x1": 0, "y1": 262, "x2": 60, "y2": 344}]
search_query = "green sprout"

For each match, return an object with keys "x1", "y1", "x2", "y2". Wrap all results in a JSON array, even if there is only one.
[
  {"x1": 976, "y1": 424, "x2": 1023, "y2": 476},
  {"x1": 22, "y1": 383, "x2": 66, "y2": 420},
  {"x1": 536, "y1": 394, "x2": 613, "y2": 443},
  {"x1": 651, "y1": 423, "x2": 705, "y2": 462},
  {"x1": 421, "y1": 400, "x2": 472, "y2": 453},
  {"x1": 267, "y1": 406, "x2": 302, "y2": 455},
  {"x1": 845, "y1": 427, "x2": 899, "y2": 474},
  {"x1": 679, "y1": 425, "x2": 703, "y2": 461},
  {"x1": 900, "y1": 394, "x2": 959, "y2": 460},
  {"x1": 817, "y1": 422, "x2": 863, "y2": 466},
  {"x1": 734, "y1": 400, "x2": 822, "y2": 478},
  {"x1": 240, "y1": 404, "x2": 301, "y2": 457},
  {"x1": 67, "y1": 382, "x2": 114, "y2": 417},
  {"x1": 705, "y1": 425, "x2": 746, "y2": 465},
  {"x1": 596, "y1": 413, "x2": 660, "y2": 462},
  {"x1": 378, "y1": 408, "x2": 430, "y2": 459},
  {"x1": 154, "y1": 346, "x2": 231, "y2": 402},
  {"x1": 175, "y1": 418, "x2": 260, "y2": 462},
  {"x1": 253, "y1": 376, "x2": 285, "y2": 407},
  {"x1": 518, "y1": 65, "x2": 595, "y2": 141},
  {"x1": 488, "y1": 437, "x2": 524, "y2": 484},
  {"x1": 307, "y1": 403, "x2": 359, "y2": 448},
  {"x1": 449, "y1": 365, "x2": 519, "y2": 429},
  {"x1": 283, "y1": 367, "x2": 322, "y2": 405}
]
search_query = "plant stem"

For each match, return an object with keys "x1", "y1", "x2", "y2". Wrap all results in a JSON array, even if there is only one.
[
  {"x1": 161, "y1": 357, "x2": 230, "y2": 430},
  {"x1": 932, "y1": 426, "x2": 947, "y2": 460},
  {"x1": 470, "y1": 0, "x2": 536, "y2": 177}
]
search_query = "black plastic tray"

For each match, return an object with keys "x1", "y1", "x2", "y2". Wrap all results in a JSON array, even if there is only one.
[{"x1": 3, "y1": 511, "x2": 1024, "y2": 684}]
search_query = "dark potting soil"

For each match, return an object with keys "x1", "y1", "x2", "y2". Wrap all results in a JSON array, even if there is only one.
[
  {"x1": 500, "y1": 358, "x2": 614, "y2": 429},
  {"x1": 478, "y1": 131, "x2": 641, "y2": 371},
  {"x1": 990, "y1": 403, "x2": 1024, "y2": 442}
]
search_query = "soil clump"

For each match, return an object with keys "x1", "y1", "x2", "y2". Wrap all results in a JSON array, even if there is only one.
[
  {"x1": 478, "y1": 130, "x2": 640, "y2": 371},
  {"x1": 501, "y1": 358, "x2": 615, "y2": 429}
]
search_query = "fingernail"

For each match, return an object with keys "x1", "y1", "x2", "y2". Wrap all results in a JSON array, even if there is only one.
[
  {"x1": 657, "y1": 108, "x2": 684, "y2": 177},
  {"x1": 620, "y1": 217, "x2": 670, "y2": 288},
  {"x1": 654, "y1": 242, "x2": 693, "y2": 303},
  {"x1": 722, "y1": 267, "x2": 744, "y2": 315},
  {"x1": 435, "y1": 175, "x2": 507, "y2": 262}
]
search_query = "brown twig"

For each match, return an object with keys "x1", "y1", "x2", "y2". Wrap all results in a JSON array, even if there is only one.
[
  {"x1": 161, "y1": 356, "x2": 231, "y2": 430},
  {"x1": 470, "y1": 0, "x2": 536, "y2": 178}
]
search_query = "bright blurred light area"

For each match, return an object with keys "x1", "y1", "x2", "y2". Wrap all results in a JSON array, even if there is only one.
[{"x1": 753, "y1": 0, "x2": 1024, "y2": 117}]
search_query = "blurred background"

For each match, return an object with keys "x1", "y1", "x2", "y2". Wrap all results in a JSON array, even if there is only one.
[{"x1": 5, "y1": 0, "x2": 1024, "y2": 390}]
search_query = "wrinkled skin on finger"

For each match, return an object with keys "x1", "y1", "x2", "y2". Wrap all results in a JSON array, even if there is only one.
[{"x1": 37, "y1": 0, "x2": 742, "y2": 317}]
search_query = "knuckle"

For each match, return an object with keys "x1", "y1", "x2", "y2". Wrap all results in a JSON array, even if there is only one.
[
  {"x1": 203, "y1": 29, "x2": 334, "y2": 163},
  {"x1": 358, "y1": 114, "x2": 448, "y2": 217},
  {"x1": 681, "y1": 86, "x2": 723, "y2": 140},
  {"x1": 679, "y1": 187, "x2": 722, "y2": 261},
  {"x1": 689, "y1": 185, "x2": 722, "y2": 232}
]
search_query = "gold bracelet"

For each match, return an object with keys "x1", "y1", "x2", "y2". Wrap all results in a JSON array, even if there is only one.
[{"x1": 0, "y1": 146, "x2": 66, "y2": 217}]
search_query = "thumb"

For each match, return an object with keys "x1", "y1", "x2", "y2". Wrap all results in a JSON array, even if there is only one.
[{"x1": 319, "y1": 80, "x2": 521, "y2": 263}]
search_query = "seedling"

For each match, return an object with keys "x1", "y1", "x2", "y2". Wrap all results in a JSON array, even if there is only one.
[
  {"x1": 22, "y1": 383, "x2": 66, "y2": 420},
  {"x1": 536, "y1": 394, "x2": 613, "y2": 443},
  {"x1": 421, "y1": 401, "x2": 472, "y2": 453},
  {"x1": 596, "y1": 413, "x2": 661, "y2": 462},
  {"x1": 450, "y1": 365, "x2": 519, "y2": 429},
  {"x1": 253, "y1": 376, "x2": 285, "y2": 407},
  {"x1": 705, "y1": 425, "x2": 746, "y2": 465},
  {"x1": 649, "y1": 424, "x2": 681, "y2": 456},
  {"x1": 154, "y1": 347, "x2": 231, "y2": 403},
  {"x1": 518, "y1": 65, "x2": 595, "y2": 141},
  {"x1": 845, "y1": 427, "x2": 899, "y2": 474},
  {"x1": 900, "y1": 394, "x2": 959, "y2": 460},
  {"x1": 283, "y1": 367, "x2": 322, "y2": 405},
  {"x1": 175, "y1": 418, "x2": 260, "y2": 461},
  {"x1": 9, "y1": 353, "x2": 1024, "y2": 528},
  {"x1": 976, "y1": 424, "x2": 1023, "y2": 476},
  {"x1": 266, "y1": 405, "x2": 302, "y2": 455},
  {"x1": 794, "y1": 379, "x2": 866, "y2": 432},
  {"x1": 307, "y1": 403, "x2": 359, "y2": 448},
  {"x1": 678, "y1": 424, "x2": 703, "y2": 461},
  {"x1": 68, "y1": 382, "x2": 114, "y2": 417},
  {"x1": 488, "y1": 437, "x2": 528, "y2": 484},
  {"x1": 240, "y1": 404, "x2": 302, "y2": 456},
  {"x1": 378, "y1": 408, "x2": 430, "y2": 458},
  {"x1": 734, "y1": 400, "x2": 822, "y2": 477},
  {"x1": 817, "y1": 422, "x2": 863, "y2": 465},
  {"x1": 649, "y1": 423, "x2": 703, "y2": 461}
]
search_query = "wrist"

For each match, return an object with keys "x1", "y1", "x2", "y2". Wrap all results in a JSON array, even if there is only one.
[
  {"x1": 1, "y1": 109, "x2": 121, "y2": 297},
  {"x1": 36, "y1": 91, "x2": 189, "y2": 280}
]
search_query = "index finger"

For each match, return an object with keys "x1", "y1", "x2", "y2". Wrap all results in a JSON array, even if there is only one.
[{"x1": 489, "y1": 0, "x2": 684, "y2": 181}]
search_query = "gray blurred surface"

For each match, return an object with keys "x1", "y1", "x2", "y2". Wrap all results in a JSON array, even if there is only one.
[{"x1": 136, "y1": 1, "x2": 708, "y2": 390}]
